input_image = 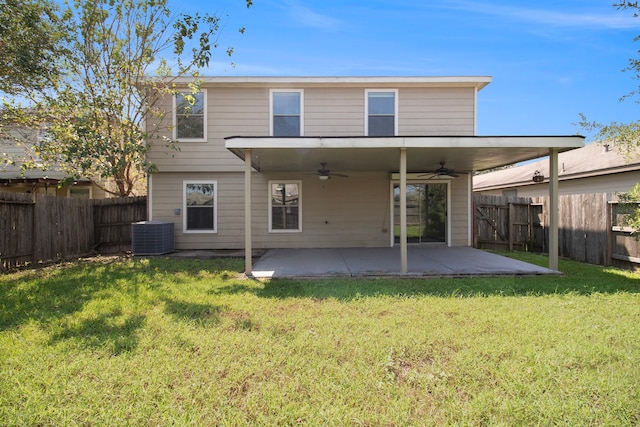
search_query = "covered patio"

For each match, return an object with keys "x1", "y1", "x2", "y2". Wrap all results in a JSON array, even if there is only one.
[
  {"x1": 251, "y1": 246, "x2": 559, "y2": 279},
  {"x1": 226, "y1": 135, "x2": 585, "y2": 276}
]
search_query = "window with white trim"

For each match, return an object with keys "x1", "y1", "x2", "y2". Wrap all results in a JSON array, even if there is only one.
[
  {"x1": 365, "y1": 89, "x2": 397, "y2": 136},
  {"x1": 174, "y1": 90, "x2": 207, "y2": 141},
  {"x1": 269, "y1": 181, "x2": 301, "y2": 232},
  {"x1": 271, "y1": 90, "x2": 303, "y2": 136},
  {"x1": 184, "y1": 180, "x2": 217, "y2": 233}
]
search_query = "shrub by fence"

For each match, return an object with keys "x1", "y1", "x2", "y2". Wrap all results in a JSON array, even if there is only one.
[{"x1": 0, "y1": 192, "x2": 147, "y2": 270}]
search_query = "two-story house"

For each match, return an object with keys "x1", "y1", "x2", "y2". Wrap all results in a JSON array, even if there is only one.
[{"x1": 146, "y1": 76, "x2": 584, "y2": 273}]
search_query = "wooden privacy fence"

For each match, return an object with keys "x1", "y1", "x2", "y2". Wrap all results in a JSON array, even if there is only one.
[
  {"x1": 0, "y1": 192, "x2": 147, "y2": 270},
  {"x1": 531, "y1": 193, "x2": 609, "y2": 266},
  {"x1": 474, "y1": 194, "x2": 543, "y2": 253},
  {"x1": 474, "y1": 193, "x2": 640, "y2": 268},
  {"x1": 94, "y1": 197, "x2": 148, "y2": 254}
]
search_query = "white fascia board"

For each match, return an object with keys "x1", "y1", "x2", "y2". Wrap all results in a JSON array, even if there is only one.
[
  {"x1": 148, "y1": 76, "x2": 493, "y2": 90},
  {"x1": 225, "y1": 135, "x2": 585, "y2": 150}
]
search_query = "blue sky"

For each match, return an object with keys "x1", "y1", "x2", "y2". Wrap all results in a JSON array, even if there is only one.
[{"x1": 172, "y1": 0, "x2": 639, "y2": 138}]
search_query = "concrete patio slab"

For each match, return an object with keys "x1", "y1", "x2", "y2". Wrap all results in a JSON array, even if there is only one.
[{"x1": 251, "y1": 246, "x2": 559, "y2": 279}]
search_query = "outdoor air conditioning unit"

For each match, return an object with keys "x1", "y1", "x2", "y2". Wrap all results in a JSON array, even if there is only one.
[{"x1": 131, "y1": 221, "x2": 175, "y2": 255}]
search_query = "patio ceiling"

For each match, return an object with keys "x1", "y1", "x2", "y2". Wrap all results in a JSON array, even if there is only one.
[{"x1": 225, "y1": 135, "x2": 585, "y2": 175}]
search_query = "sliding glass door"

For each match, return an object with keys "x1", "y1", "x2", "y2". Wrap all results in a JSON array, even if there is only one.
[{"x1": 393, "y1": 183, "x2": 447, "y2": 244}]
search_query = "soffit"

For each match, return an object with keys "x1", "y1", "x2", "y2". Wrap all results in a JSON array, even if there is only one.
[{"x1": 225, "y1": 136, "x2": 585, "y2": 175}]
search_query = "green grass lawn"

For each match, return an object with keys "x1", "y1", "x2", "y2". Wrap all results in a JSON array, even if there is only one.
[{"x1": 1, "y1": 253, "x2": 639, "y2": 426}]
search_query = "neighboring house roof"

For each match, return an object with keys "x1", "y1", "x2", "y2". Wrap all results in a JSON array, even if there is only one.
[
  {"x1": 473, "y1": 142, "x2": 640, "y2": 192},
  {"x1": 0, "y1": 124, "x2": 88, "y2": 184}
]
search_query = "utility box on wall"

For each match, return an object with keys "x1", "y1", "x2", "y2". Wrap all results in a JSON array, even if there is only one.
[{"x1": 131, "y1": 221, "x2": 175, "y2": 255}]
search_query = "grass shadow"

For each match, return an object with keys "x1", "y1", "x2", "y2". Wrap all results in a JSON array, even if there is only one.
[
  {"x1": 49, "y1": 312, "x2": 146, "y2": 355},
  {"x1": 0, "y1": 261, "x2": 120, "y2": 331},
  {"x1": 251, "y1": 255, "x2": 640, "y2": 300},
  {"x1": 3, "y1": 254, "x2": 639, "y2": 336},
  {"x1": 163, "y1": 299, "x2": 225, "y2": 326}
]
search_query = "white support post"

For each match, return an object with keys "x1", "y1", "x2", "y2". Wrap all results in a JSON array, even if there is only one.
[
  {"x1": 549, "y1": 148, "x2": 559, "y2": 271},
  {"x1": 400, "y1": 148, "x2": 408, "y2": 273},
  {"x1": 244, "y1": 149, "x2": 253, "y2": 276}
]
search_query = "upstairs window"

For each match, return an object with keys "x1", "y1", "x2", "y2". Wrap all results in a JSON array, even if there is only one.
[
  {"x1": 271, "y1": 90, "x2": 303, "y2": 136},
  {"x1": 175, "y1": 90, "x2": 207, "y2": 141},
  {"x1": 366, "y1": 90, "x2": 397, "y2": 136}
]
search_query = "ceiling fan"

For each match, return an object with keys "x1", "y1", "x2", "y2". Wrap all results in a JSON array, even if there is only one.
[
  {"x1": 419, "y1": 162, "x2": 459, "y2": 179},
  {"x1": 308, "y1": 162, "x2": 348, "y2": 180}
]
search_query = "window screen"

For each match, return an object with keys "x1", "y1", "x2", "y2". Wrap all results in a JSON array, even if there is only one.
[
  {"x1": 272, "y1": 92, "x2": 301, "y2": 136},
  {"x1": 367, "y1": 91, "x2": 395, "y2": 136}
]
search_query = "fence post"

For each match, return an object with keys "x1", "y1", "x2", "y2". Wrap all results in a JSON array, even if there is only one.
[
  {"x1": 473, "y1": 199, "x2": 478, "y2": 248},
  {"x1": 31, "y1": 193, "x2": 37, "y2": 266},
  {"x1": 606, "y1": 199, "x2": 613, "y2": 266},
  {"x1": 508, "y1": 202, "x2": 514, "y2": 251}
]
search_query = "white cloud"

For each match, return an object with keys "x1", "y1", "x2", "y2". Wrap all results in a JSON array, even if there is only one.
[
  {"x1": 282, "y1": 0, "x2": 342, "y2": 31},
  {"x1": 441, "y1": 1, "x2": 637, "y2": 29}
]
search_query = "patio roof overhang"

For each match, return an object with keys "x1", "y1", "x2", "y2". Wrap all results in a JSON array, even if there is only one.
[
  {"x1": 224, "y1": 135, "x2": 585, "y2": 277},
  {"x1": 225, "y1": 135, "x2": 585, "y2": 174}
]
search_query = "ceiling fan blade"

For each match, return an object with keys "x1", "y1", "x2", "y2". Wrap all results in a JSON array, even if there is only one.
[
  {"x1": 308, "y1": 162, "x2": 348, "y2": 178},
  {"x1": 416, "y1": 162, "x2": 459, "y2": 179}
]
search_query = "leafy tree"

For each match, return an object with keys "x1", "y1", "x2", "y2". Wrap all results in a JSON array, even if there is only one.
[
  {"x1": 578, "y1": 2, "x2": 640, "y2": 234},
  {"x1": 617, "y1": 183, "x2": 640, "y2": 235},
  {"x1": 579, "y1": 2, "x2": 640, "y2": 157},
  {"x1": 0, "y1": 0, "x2": 68, "y2": 95},
  {"x1": 2, "y1": 0, "x2": 251, "y2": 196}
]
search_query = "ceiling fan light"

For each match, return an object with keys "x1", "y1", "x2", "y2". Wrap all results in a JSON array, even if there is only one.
[
  {"x1": 319, "y1": 175, "x2": 330, "y2": 180},
  {"x1": 532, "y1": 170, "x2": 544, "y2": 183}
]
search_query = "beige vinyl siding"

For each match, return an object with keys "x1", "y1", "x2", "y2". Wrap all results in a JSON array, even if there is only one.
[
  {"x1": 399, "y1": 87, "x2": 475, "y2": 135},
  {"x1": 147, "y1": 87, "x2": 270, "y2": 173},
  {"x1": 151, "y1": 172, "x2": 250, "y2": 249},
  {"x1": 261, "y1": 172, "x2": 390, "y2": 248},
  {"x1": 152, "y1": 171, "x2": 472, "y2": 250},
  {"x1": 449, "y1": 176, "x2": 471, "y2": 246},
  {"x1": 146, "y1": 80, "x2": 482, "y2": 250},
  {"x1": 304, "y1": 88, "x2": 365, "y2": 136},
  {"x1": 146, "y1": 85, "x2": 478, "y2": 173},
  {"x1": 151, "y1": 171, "x2": 392, "y2": 249}
]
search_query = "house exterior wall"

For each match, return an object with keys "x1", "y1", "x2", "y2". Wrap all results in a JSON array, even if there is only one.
[
  {"x1": 147, "y1": 85, "x2": 477, "y2": 171},
  {"x1": 450, "y1": 177, "x2": 471, "y2": 246},
  {"x1": 150, "y1": 171, "x2": 397, "y2": 249},
  {"x1": 151, "y1": 171, "x2": 472, "y2": 250},
  {"x1": 147, "y1": 80, "x2": 480, "y2": 249},
  {"x1": 399, "y1": 87, "x2": 475, "y2": 136}
]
